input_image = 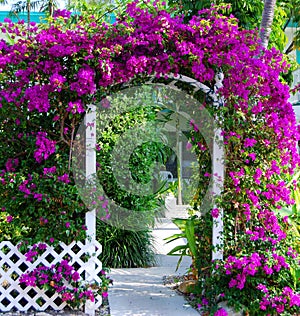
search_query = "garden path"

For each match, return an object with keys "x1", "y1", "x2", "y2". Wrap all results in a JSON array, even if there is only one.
[{"x1": 108, "y1": 216, "x2": 200, "y2": 316}]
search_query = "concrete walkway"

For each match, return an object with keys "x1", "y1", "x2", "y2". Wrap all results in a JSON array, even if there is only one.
[{"x1": 108, "y1": 218, "x2": 200, "y2": 316}]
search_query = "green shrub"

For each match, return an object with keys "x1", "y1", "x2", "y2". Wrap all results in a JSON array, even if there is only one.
[{"x1": 96, "y1": 220, "x2": 156, "y2": 268}]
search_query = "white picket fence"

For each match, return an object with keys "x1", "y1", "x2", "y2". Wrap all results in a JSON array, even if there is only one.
[{"x1": 0, "y1": 240, "x2": 102, "y2": 314}]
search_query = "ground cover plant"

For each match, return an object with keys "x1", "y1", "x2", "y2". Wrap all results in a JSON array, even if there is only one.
[{"x1": 0, "y1": 0, "x2": 298, "y2": 314}]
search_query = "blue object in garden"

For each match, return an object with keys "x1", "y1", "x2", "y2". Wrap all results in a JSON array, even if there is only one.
[
  {"x1": 0, "y1": 10, "x2": 116, "y2": 24},
  {"x1": 109, "y1": 13, "x2": 116, "y2": 24},
  {"x1": 0, "y1": 11, "x2": 45, "y2": 23},
  {"x1": 287, "y1": 19, "x2": 298, "y2": 28}
]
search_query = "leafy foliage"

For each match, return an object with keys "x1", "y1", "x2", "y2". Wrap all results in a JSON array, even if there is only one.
[
  {"x1": 96, "y1": 220, "x2": 156, "y2": 268},
  {"x1": 169, "y1": 0, "x2": 300, "y2": 52},
  {"x1": 96, "y1": 91, "x2": 171, "y2": 229}
]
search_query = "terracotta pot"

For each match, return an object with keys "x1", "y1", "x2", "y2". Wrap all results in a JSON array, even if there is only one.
[{"x1": 178, "y1": 279, "x2": 198, "y2": 294}]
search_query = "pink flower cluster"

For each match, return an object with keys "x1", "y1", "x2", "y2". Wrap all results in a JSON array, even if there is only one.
[
  {"x1": 224, "y1": 250, "x2": 292, "y2": 292},
  {"x1": 70, "y1": 66, "x2": 96, "y2": 97},
  {"x1": 245, "y1": 209, "x2": 287, "y2": 245},
  {"x1": 216, "y1": 246, "x2": 300, "y2": 313},
  {"x1": 214, "y1": 308, "x2": 228, "y2": 316},
  {"x1": 53, "y1": 9, "x2": 72, "y2": 19},
  {"x1": 24, "y1": 243, "x2": 47, "y2": 262},
  {"x1": 258, "y1": 286, "x2": 300, "y2": 313},
  {"x1": 34, "y1": 132, "x2": 56, "y2": 163},
  {"x1": 19, "y1": 254, "x2": 111, "y2": 308},
  {"x1": 24, "y1": 85, "x2": 51, "y2": 112},
  {"x1": 225, "y1": 253, "x2": 262, "y2": 290},
  {"x1": 19, "y1": 259, "x2": 95, "y2": 307},
  {"x1": 5, "y1": 158, "x2": 19, "y2": 172}
]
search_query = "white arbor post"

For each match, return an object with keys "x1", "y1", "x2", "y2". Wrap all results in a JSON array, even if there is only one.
[
  {"x1": 148, "y1": 72, "x2": 225, "y2": 260},
  {"x1": 208, "y1": 71, "x2": 225, "y2": 261},
  {"x1": 212, "y1": 128, "x2": 224, "y2": 261},
  {"x1": 85, "y1": 104, "x2": 97, "y2": 315},
  {"x1": 164, "y1": 71, "x2": 225, "y2": 260}
]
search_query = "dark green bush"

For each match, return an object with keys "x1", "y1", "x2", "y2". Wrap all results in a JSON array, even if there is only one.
[{"x1": 96, "y1": 220, "x2": 156, "y2": 268}]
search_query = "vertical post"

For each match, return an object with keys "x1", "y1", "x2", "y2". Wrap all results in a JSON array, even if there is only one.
[
  {"x1": 85, "y1": 104, "x2": 97, "y2": 315},
  {"x1": 175, "y1": 109, "x2": 183, "y2": 206},
  {"x1": 177, "y1": 140, "x2": 183, "y2": 206},
  {"x1": 212, "y1": 128, "x2": 224, "y2": 261}
]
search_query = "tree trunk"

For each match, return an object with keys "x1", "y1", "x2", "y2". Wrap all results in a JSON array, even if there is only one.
[
  {"x1": 259, "y1": 0, "x2": 276, "y2": 48},
  {"x1": 27, "y1": 0, "x2": 30, "y2": 26},
  {"x1": 49, "y1": 0, "x2": 53, "y2": 16}
]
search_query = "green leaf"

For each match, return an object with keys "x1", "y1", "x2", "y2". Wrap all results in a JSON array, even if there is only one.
[
  {"x1": 175, "y1": 255, "x2": 184, "y2": 271},
  {"x1": 167, "y1": 244, "x2": 189, "y2": 256},
  {"x1": 164, "y1": 233, "x2": 185, "y2": 243},
  {"x1": 172, "y1": 218, "x2": 187, "y2": 231},
  {"x1": 185, "y1": 219, "x2": 197, "y2": 258}
]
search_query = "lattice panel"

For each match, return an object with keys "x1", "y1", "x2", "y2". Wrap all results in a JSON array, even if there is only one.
[{"x1": 0, "y1": 240, "x2": 102, "y2": 313}]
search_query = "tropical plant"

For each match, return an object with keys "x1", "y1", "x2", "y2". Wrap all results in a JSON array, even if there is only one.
[
  {"x1": 165, "y1": 216, "x2": 201, "y2": 278},
  {"x1": 96, "y1": 220, "x2": 156, "y2": 268},
  {"x1": 66, "y1": 0, "x2": 123, "y2": 22},
  {"x1": 164, "y1": 179, "x2": 194, "y2": 205},
  {"x1": 95, "y1": 90, "x2": 171, "y2": 229},
  {"x1": 285, "y1": 0, "x2": 300, "y2": 53},
  {"x1": 9, "y1": 0, "x2": 58, "y2": 23},
  {"x1": 93, "y1": 87, "x2": 171, "y2": 268},
  {"x1": 277, "y1": 170, "x2": 300, "y2": 251},
  {"x1": 273, "y1": 170, "x2": 300, "y2": 292}
]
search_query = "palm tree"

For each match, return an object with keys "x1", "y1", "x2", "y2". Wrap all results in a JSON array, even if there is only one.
[
  {"x1": 10, "y1": 0, "x2": 58, "y2": 25},
  {"x1": 39, "y1": 0, "x2": 57, "y2": 16},
  {"x1": 259, "y1": 0, "x2": 277, "y2": 48}
]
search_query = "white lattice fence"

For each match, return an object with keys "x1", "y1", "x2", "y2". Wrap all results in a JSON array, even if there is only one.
[{"x1": 0, "y1": 240, "x2": 102, "y2": 314}]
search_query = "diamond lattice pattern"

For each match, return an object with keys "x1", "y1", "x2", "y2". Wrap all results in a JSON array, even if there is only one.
[{"x1": 0, "y1": 240, "x2": 102, "y2": 312}]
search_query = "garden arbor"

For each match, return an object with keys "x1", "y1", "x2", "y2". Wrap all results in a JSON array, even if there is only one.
[{"x1": 0, "y1": 2, "x2": 299, "y2": 315}]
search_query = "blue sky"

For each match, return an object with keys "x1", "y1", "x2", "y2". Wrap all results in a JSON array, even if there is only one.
[{"x1": 0, "y1": 0, "x2": 66, "y2": 11}]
